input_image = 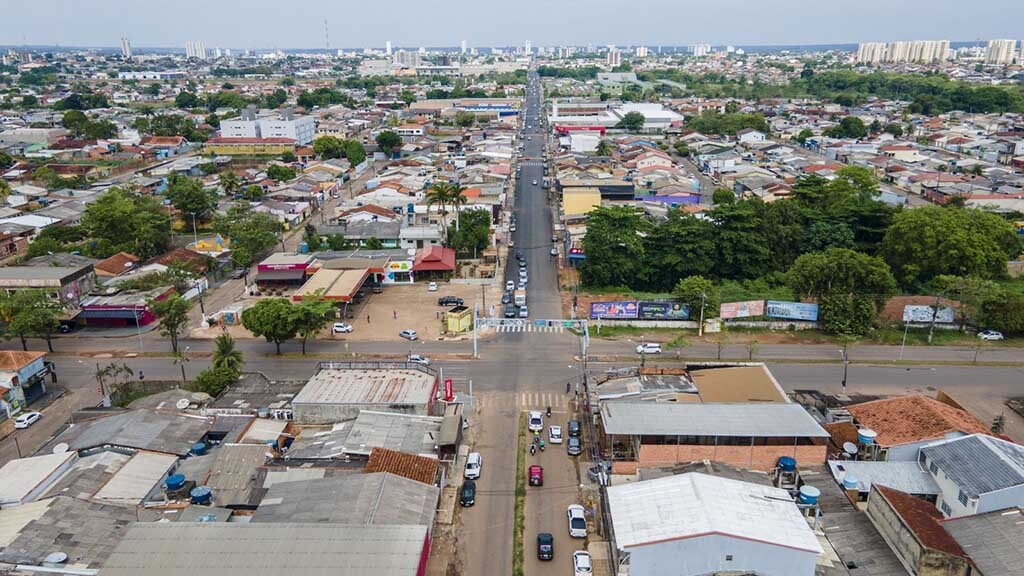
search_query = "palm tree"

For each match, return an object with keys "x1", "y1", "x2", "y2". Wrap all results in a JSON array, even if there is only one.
[
  {"x1": 595, "y1": 140, "x2": 613, "y2": 157},
  {"x1": 448, "y1": 183, "x2": 468, "y2": 232},
  {"x1": 211, "y1": 333, "x2": 243, "y2": 373},
  {"x1": 220, "y1": 171, "x2": 241, "y2": 197},
  {"x1": 426, "y1": 182, "x2": 452, "y2": 242}
]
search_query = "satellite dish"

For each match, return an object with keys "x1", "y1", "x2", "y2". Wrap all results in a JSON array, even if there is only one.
[
  {"x1": 52, "y1": 443, "x2": 69, "y2": 454},
  {"x1": 191, "y1": 392, "x2": 212, "y2": 402},
  {"x1": 44, "y1": 552, "x2": 68, "y2": 564},
  {"x1": 843, "y1": 442, "x2": 859, "y2": 455},
  {"x1": 175, "y1": 399, "x2": 191, "y2": 410}
]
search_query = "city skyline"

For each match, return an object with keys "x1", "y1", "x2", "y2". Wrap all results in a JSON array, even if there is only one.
[{"x1": 2, "y1": 0, "x2": 1023, "y2": 49}]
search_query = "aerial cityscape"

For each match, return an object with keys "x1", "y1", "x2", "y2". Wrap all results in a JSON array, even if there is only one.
[{"x1": 0, "y1": 3, "x2": 1024, "y2": 576}]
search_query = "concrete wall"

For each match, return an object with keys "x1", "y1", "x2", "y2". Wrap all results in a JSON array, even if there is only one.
[
  {"x1": 628, "y1": 532, "x2": 817, "y2": 576},
  {"x1": 866, "y1": 486, "x2": 969, "y2": 576},
  {"x1": 637, "y1": 443, "x2": 827, "y2": 471}
]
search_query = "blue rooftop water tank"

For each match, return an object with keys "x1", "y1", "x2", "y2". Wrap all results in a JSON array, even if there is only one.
[
  {"x1": 165, "y1": 474, "x2": 186, "y2": 491},
  {"x1": 190, "y1": 486, "x2": 212, "y2": 505},
  {"x1": 798, "y1": 485, "x2": 820, "y2": 505},
  {"x1": 299, "y1": 242, "x2": 309, "y2": 254},
  {"x1": 842, "y1": 474, "x2": 860, "y2": 491},
  {"x1": 778, "y1": 456, "x2": 797, "y2": 472},
  {"x1": 858, "y1": 429, "x2": 878, "y2": 445},
  {"x1": 191, "y1": 442, "x2": 208, "y2": 456}
]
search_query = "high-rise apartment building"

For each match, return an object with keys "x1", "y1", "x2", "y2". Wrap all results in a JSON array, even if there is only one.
[
  {"x1": 460, "y1": 40, "x2": 467, "y2": 54},
  {"x1": 184, "y1": 41, "x2": 207, "y2": 59},
  {"x1": 524, "y1": 40, "x2": 532, "y2": 54},
  {"x1": 385, "y1": 41, "x2": 392, "y2": 56},
  {"x1": 985, "y1": 39, "x2": 1017, "y2": 65},
  {"x1": 607, "y1": 48, "x2": 621, "y2": 68},
  {"x1": 689, "y1": 44, "x2": 712, "y2": 57},
  {"x1": 635, "y1": 46, "x2": 649, "y2": 58},
  {"x1": 393, "y1": 50, "x2": 421, "y2": 68},
  {"x1": 856, "y1": 42, "x2": 886, "y2": 64},
  {"x1": 120, "y1": 37, "x2": 132, "y2": 60}
]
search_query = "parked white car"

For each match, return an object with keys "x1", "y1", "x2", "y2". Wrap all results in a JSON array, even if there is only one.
[
  {"x1": 399, "y1": 329, "x2": 418, "y2": 341},
  {"x1": 528, "y1": 410, "x2": 544, "y2": 432},
  {"x1": 567, "y1": 504, "x2": 588, "y2": 538},
  {"x1": 573, "y1": 551, "x2": 592, "y2": 576},
  {"x1": 332, "y1": 322, "x2": 353, "y2": 334},
  {"x1": 636, "y1": 343, "x2": 662, "y2": 354},
  {"x1": 427, "y1": 282, "x2": 438, "y2": 292},
  {"x1": 407, "y1": 354, "x2": 430, "y2": 366},
  {"x1": 464, "y1": 452, "x2": 482, "y2": 479},
  {"x1": 14, "y1": 411, "x2": 41, "y2": 429},
  {"x1": 548, "y1": 425, "x2": 563, "y2": 444},
  {"x1": 978, "y1": 329, "x2": 1004, "y2": 341}
]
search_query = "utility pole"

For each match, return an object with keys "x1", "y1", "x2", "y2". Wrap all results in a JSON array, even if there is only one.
[
  {"x1": 927, "y1": 293, "x2": 941, "y2": 344},
  {"x1": 840, "y1": 340, "x2": 849, "y2": 391},
  {"x1": 697, "y1": 291, "x2": 707, "y2": 337}
]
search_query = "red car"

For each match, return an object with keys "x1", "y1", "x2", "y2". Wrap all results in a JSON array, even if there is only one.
[{"x1": 529, "y1": 464, "x2": 544, "y2": 486}]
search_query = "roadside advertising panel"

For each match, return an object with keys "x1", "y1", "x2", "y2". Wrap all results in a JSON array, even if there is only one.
[
  {"x1": 638, "y1": 301, "x2": 690, "y2": 320},
  {"x1": 719, "y1": 300, "x2": 765, "y2": 319},
  {"x1": 589, "y1": 301, "x2": 638, "y2": 319},
  {"x1": 766, "y1": 300, "x2": 819, "y2": 321},
  {"x1": 902, "y1": 305, "x2": 956, "y2": 324}
]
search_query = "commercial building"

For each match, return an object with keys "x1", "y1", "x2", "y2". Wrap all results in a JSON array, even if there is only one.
[
  {"x1": 286, "y1": 410, "x2": 445, "y2": 460},
  {"x1": 0, "y1": 261, "x2": 95, "y2": 311},
  {"x1": 0, "y1": 350, "x2": 52, "y2": 417},
  {"x1": 220, "y1": 108, "x2": 315, "y2": 145},
  {"x1": 203, "y1": 137, "x2": 297, "y2": 156},
  {"x1": 291, "y1": 362, "x2": 440, "y2": 424},
  {"x1": 101, "y1": 523, "x2": 432, "y2": 576},
  {"x1": 255, "y1": 252, "x2": 315, "y2": 288},
  {"x1": 608, "y1": 472, "x2": 822, "y2": 576}
]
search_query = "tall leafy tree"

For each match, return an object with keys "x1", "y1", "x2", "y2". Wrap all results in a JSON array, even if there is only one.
[
  {"x1": 881, "y1": 205, "x2": 1019, "y2": 288},
  {"x1": 313, "y1": 136, "x2": 345, "y2": 159},
  {"x1": 166, "y1": 174, "x2": 217, "y2": 219},
  {"x1": 291, "y1": 294, "x2": 335, "y2": 355},
  {"x1": 375, "y1": 130, "x2": 402, "y2": 156},
  {"x1": 80, "y1": 188, "x2": 171, "y2": 259},
  {"x1": 149, "y1": 293, "x2": 191, "y2": 353},
  {"x1": 641, "y1": 210, "x2": 715, "y2": 291},
  {"x1": 213, "y1": 202, "x2": 282, "y2": 267},
  {"x1": 211, "y1": 333, "x2": 243, "y2": 373},
  {"x1": 579, "y1": 206, "x2": 647, "y2": 288},
  {"x1": 787, "y1": 248, "x2": 896, "y2": 335},
  {"x1": 241, "y1": 298, "x2": 297, "y2": 355},
  {"x1": 219, "y1": 171, "x2": 241, "y2": 197},
  {"x1": 0, "y1": 290, "x2": 62, "y2": 351},
  {"x1": 672, "y1": 276, "x2": 720, "y2": 322}
]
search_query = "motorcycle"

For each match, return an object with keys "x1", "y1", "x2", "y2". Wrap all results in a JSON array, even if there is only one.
[
  {"x1": 529, "y1": 444, "x2": 537, "y2": 456},
  {"x1": 546, "y1": 406, "x2": 551, "y2": 418},
  {"x1": 539, "y1": 440, "x2": 546, "y2": 452}
]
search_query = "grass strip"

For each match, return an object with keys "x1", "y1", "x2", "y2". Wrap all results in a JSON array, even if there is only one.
[{"x1": 512, "y1": 411, "x2": 527, "y2": 576}]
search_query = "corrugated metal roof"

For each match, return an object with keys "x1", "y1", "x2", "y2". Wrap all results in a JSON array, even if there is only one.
[
  {"x1": 100, "y1": 523, "x2": 428, "y2": 576},
  {"x1": 44, "y1": 409, "x2": 213, "y2": 456},
  {"x1": 293, "y1": 369, "x2": 435, "y2": 406},
  {"x1": 607, "y1": 472, "x2": 822, "y2": 554},
  {"x1": 93, "y1": 451, "x2": 178, "y2": 505},
  {"x1": 943, "y1": 508, "x2": 1024, "y2": 576},
  {"x1": 600, "y1": 402, "x2": 829, "y2": 438},
  {"x1": 0, "y1": 452, "x2": 77, "y2": 506},
  {"x1": 920, "y1": 434, "x2": 1024, "y2": 497},
  {"x1": 205, "y1": 444, "x2": 271, "y2": 507},
  {"x1": 827, "y1": 460, "x2": 941, "y2": 495}
]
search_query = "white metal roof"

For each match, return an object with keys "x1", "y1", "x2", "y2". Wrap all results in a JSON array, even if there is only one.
[
  {"x1": 607, "y1": 472, "x2": 822, "y2": 554},
  {"x1": 93, "y1": 451, "x2": 178, "y2": 505},
  {"x1": 0, "y1": 452, "x2": 76, "y2": 506},
  {"x1": 600, "y1": 402, "x2": 829, "y2": 438}
]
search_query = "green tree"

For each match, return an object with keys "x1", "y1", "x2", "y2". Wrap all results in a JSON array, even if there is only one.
[
  {"x1": 0, "y1": 290, "x2": 62, "y2": 352},
  {"x1": 580, "y1": 206, "x2": 647, "y2": 287},
  {"x1": 641, "y1": 210, "x2": 716, "y2": 291},
  {"x1": 148, "y1": 293, "x2": 191, "y2": 353},
  {"x1": 795, "y1": 128, "x2": 814, "y2": 144},
  {"x1": 211, "y1": 333, "x2": 243, "y2": 373},
  {"x1": 931, "y1": 275, "x2": 999, "y2": 331},
  {"x1": 825, "y1": 116, "x2": 868, "y2": 139},
  {"x1": 446, "y1": 209, "x2": 491, "y2": 256},
  {"x1": 266, "y1": 164, "x2": 296, "y2": 182},
  {"x1": 454, "y1": 110, "x2": 476, "y2": 128},
  {"x1": 0, "y1": 151, "x2": 13, "y2": 170},
  {"x1": 241, "y1": 298, "x2": 297, "y2": 354},
  {"x1": 881, "y1": 206, "x2": 1020, "y2": 288},
  {"x1": 883, "y1": 123, "x2": 904, "y2": 137},
  {"x1": 81, "y1": 188, "x2": 172, "y2": 259},
  {"x1": 291, "y1": 294, "x2": 334, "y2": 355},
  {"x1": 193, "y1": 366, "x2": 237, "y2": 397},
  {"x1": 61, "y1": 109, "x2": 88, "y2": 134},
  {"x1": 313, "y1": 135, "x2": 345, "y2": 159},
  {"x1": 174, "y1": 91, "x2": 200, "y2": 108},
  {"x1": 787, "y1": 248, "x2": 896, "y2": 335},
  {"x1": 616, "y1": 111, "x2": 645, "y2": 131},
  {"x1": 342, "y1": 139, "x2": 367, "y2": 166},
  {"x1": 166, "y1": 174, "x2": 217, "y2": 219},
  {"x1": 212, "y1": 202, "x2": 281, "y2": 267},
  {"x1": 426, "y1": 182, "x2": 456, "y2": 243},
  {"x1": 672, "y1": 141, "x2": 689, "y2": 156},
  {"x1": 376, "y1": 130, "x2": 402, "y2": 156},
  {"x1": 712, "y1": 188, "x2": 736, "y2": 205},
  {"x1": 672, "y1": 276, "x2": 720, "y2": 322},
  {"x1": 242, "y1": 185, "x2": 264, "y2": 201},
  {"x1": 978, "y1": 290, "x2": 1024, "y2": 336},
  {"x1": 219, "y1": 171, "x2": 240, "y2": 196},
  {"x1": 595, "y1": 140, "x2": 613, "y2": 156}
]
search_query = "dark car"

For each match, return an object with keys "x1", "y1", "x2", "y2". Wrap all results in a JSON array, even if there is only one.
[
  {"x1": 537, "y1": 532, "x2": 554, "y2": 560},
  {"x1": 230, "y1": 268, "x2": 247, "y2": 279},
  {"x1": 460, "y1": 480, "x2": 476, "y2": 506},
  {"x1": 567, "y1": 436, "x2": 582, "y2": 456},
  {"x1": 504, "y1": 304, "x2": 517, "y2": 318},
  {"x1": 515, "y1": 250, "x2": 524, "y2": 261},
  {"x1": 567, "y1": 420, "x2": 581, "y2": 438},
  {"x1": 437, "y1": 296, "x2": 464, "y2": 307},
  {"x1": 501, "y1": 291, "x2": 512, "y2": 305}
]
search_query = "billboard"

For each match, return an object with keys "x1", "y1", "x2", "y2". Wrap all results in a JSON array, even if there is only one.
[
  {"x1": 589, "y1": 301, "x2": 638, "y2": 319},
  {"x1": 902, "y1": 305, "x2": 956, "y2": 324},
  {"x1": 638, "y1": 301, "x2": 690, "y2": 320},
  {"x1": 719, "y1": 300, "x2": 765, "y2": 319},
  {"x1": 766, "y1": 300, "x2": 819, "y2": 321}
]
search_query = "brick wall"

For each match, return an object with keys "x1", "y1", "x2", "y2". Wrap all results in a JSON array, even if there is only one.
[{"x1": 636, "y1": 443, "x2": 826, "y2": 471}]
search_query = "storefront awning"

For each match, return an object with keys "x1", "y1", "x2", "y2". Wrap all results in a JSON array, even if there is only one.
[{"x1": 255, "y1": 269, "x2": 306, "y2": 282}]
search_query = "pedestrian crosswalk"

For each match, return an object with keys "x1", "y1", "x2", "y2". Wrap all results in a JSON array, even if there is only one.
[
  {"x1": 493, "y1": 323, "x2": 565, "y2": 334},
  {"x1": 475, "y1": 391, "x2": 578, "y2": 411}
]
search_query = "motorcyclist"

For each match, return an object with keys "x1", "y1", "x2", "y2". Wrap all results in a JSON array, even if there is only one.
[
  {"x1": 539, "y1": 439, "x2": 546, "y2": 451},
  {"x1": 546, "y1": 405, "x2": 551, "y2": 417},
  {"x1": 529, "y1": 443, "x2": 536, "y2": 455}
]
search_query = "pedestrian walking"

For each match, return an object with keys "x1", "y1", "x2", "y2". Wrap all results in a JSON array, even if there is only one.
[
  {"x1": 367, "y1": 314, "x2": 371, "y2": 323},
  {"x1": 392, "y1": 309, "x2": 397, "y2": 320},
  {"x1": 566, "y1": 381, "x2": 570, "y2": 394}
]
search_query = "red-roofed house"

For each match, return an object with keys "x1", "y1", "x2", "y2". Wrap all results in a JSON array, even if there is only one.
[
  {"x1": 845, "y1": 395, "x2": 991, "y2": 461},
  {"x1": 338, "y1": 204, "x2": 400, "y2": 223},
  {"x1": 412, "y1": 245, "x2": 455, "y2": 277},
  {"x1": 866, "y1": 485, "x2": 969, "y2": 576}
]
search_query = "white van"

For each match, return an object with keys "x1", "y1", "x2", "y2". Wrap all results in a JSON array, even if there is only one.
[{"x1": 464, "y1": 452, "x2": 482, "y2": 479}]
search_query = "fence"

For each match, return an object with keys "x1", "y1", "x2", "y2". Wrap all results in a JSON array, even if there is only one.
[{"x1": 108, "y1": 379, "x2": 198, "y2": 406}]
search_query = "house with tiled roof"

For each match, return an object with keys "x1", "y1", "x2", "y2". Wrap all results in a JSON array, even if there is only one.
[
  {"x1": 364, "y1": 447, "x2": 439, "y2": 485},
  {"x1": 94, "y1": 252, "x2": 141, "y2": 278},
  {"x1": 0, "y1": 350, "x2": 51, "y2": 419},
  {"x1": 845, "y1": 395, "x2": 991, "y2": 461}
]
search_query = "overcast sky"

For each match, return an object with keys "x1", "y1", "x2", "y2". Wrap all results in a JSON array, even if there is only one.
[{"x1": 2, "y1": 0, "x2": 1021, "y2": 49}]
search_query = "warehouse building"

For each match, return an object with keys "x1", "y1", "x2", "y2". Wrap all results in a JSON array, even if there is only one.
[{"x1": 291, "y1": 362, "x2": 439, "y2": 424}]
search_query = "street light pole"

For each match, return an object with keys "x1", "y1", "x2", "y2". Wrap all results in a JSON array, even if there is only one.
[
  {"x1": 697, "y1": 291, "x2": 706, "y2": 337},
  {"x1": 840, "y1": 341, "x2": 849, "y2": 391},
  {"x1": 135, "y1": 305, "x2": 144, "y2": 353},
  {"x1": 189, "y1": 212, "x2": 199, "y2": 246}
]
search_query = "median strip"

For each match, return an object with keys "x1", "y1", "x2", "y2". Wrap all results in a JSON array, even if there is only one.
[{"x1": 512, "y1": 411, "x2": 527, "y2": 576}]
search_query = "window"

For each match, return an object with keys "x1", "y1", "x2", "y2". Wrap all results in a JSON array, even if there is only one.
[
  {"x1": 929, "y1": 461, "x2": 938, "y2": 475},
  {"x1": 940, "y1": 501, "x2": 952, "y2": 516},
  {"x1": 957, "y1": 490, "x2": 968, "y2": 507},
  {"x1": 725, "y1": 555, "x2": 733, "y2": 562}
]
